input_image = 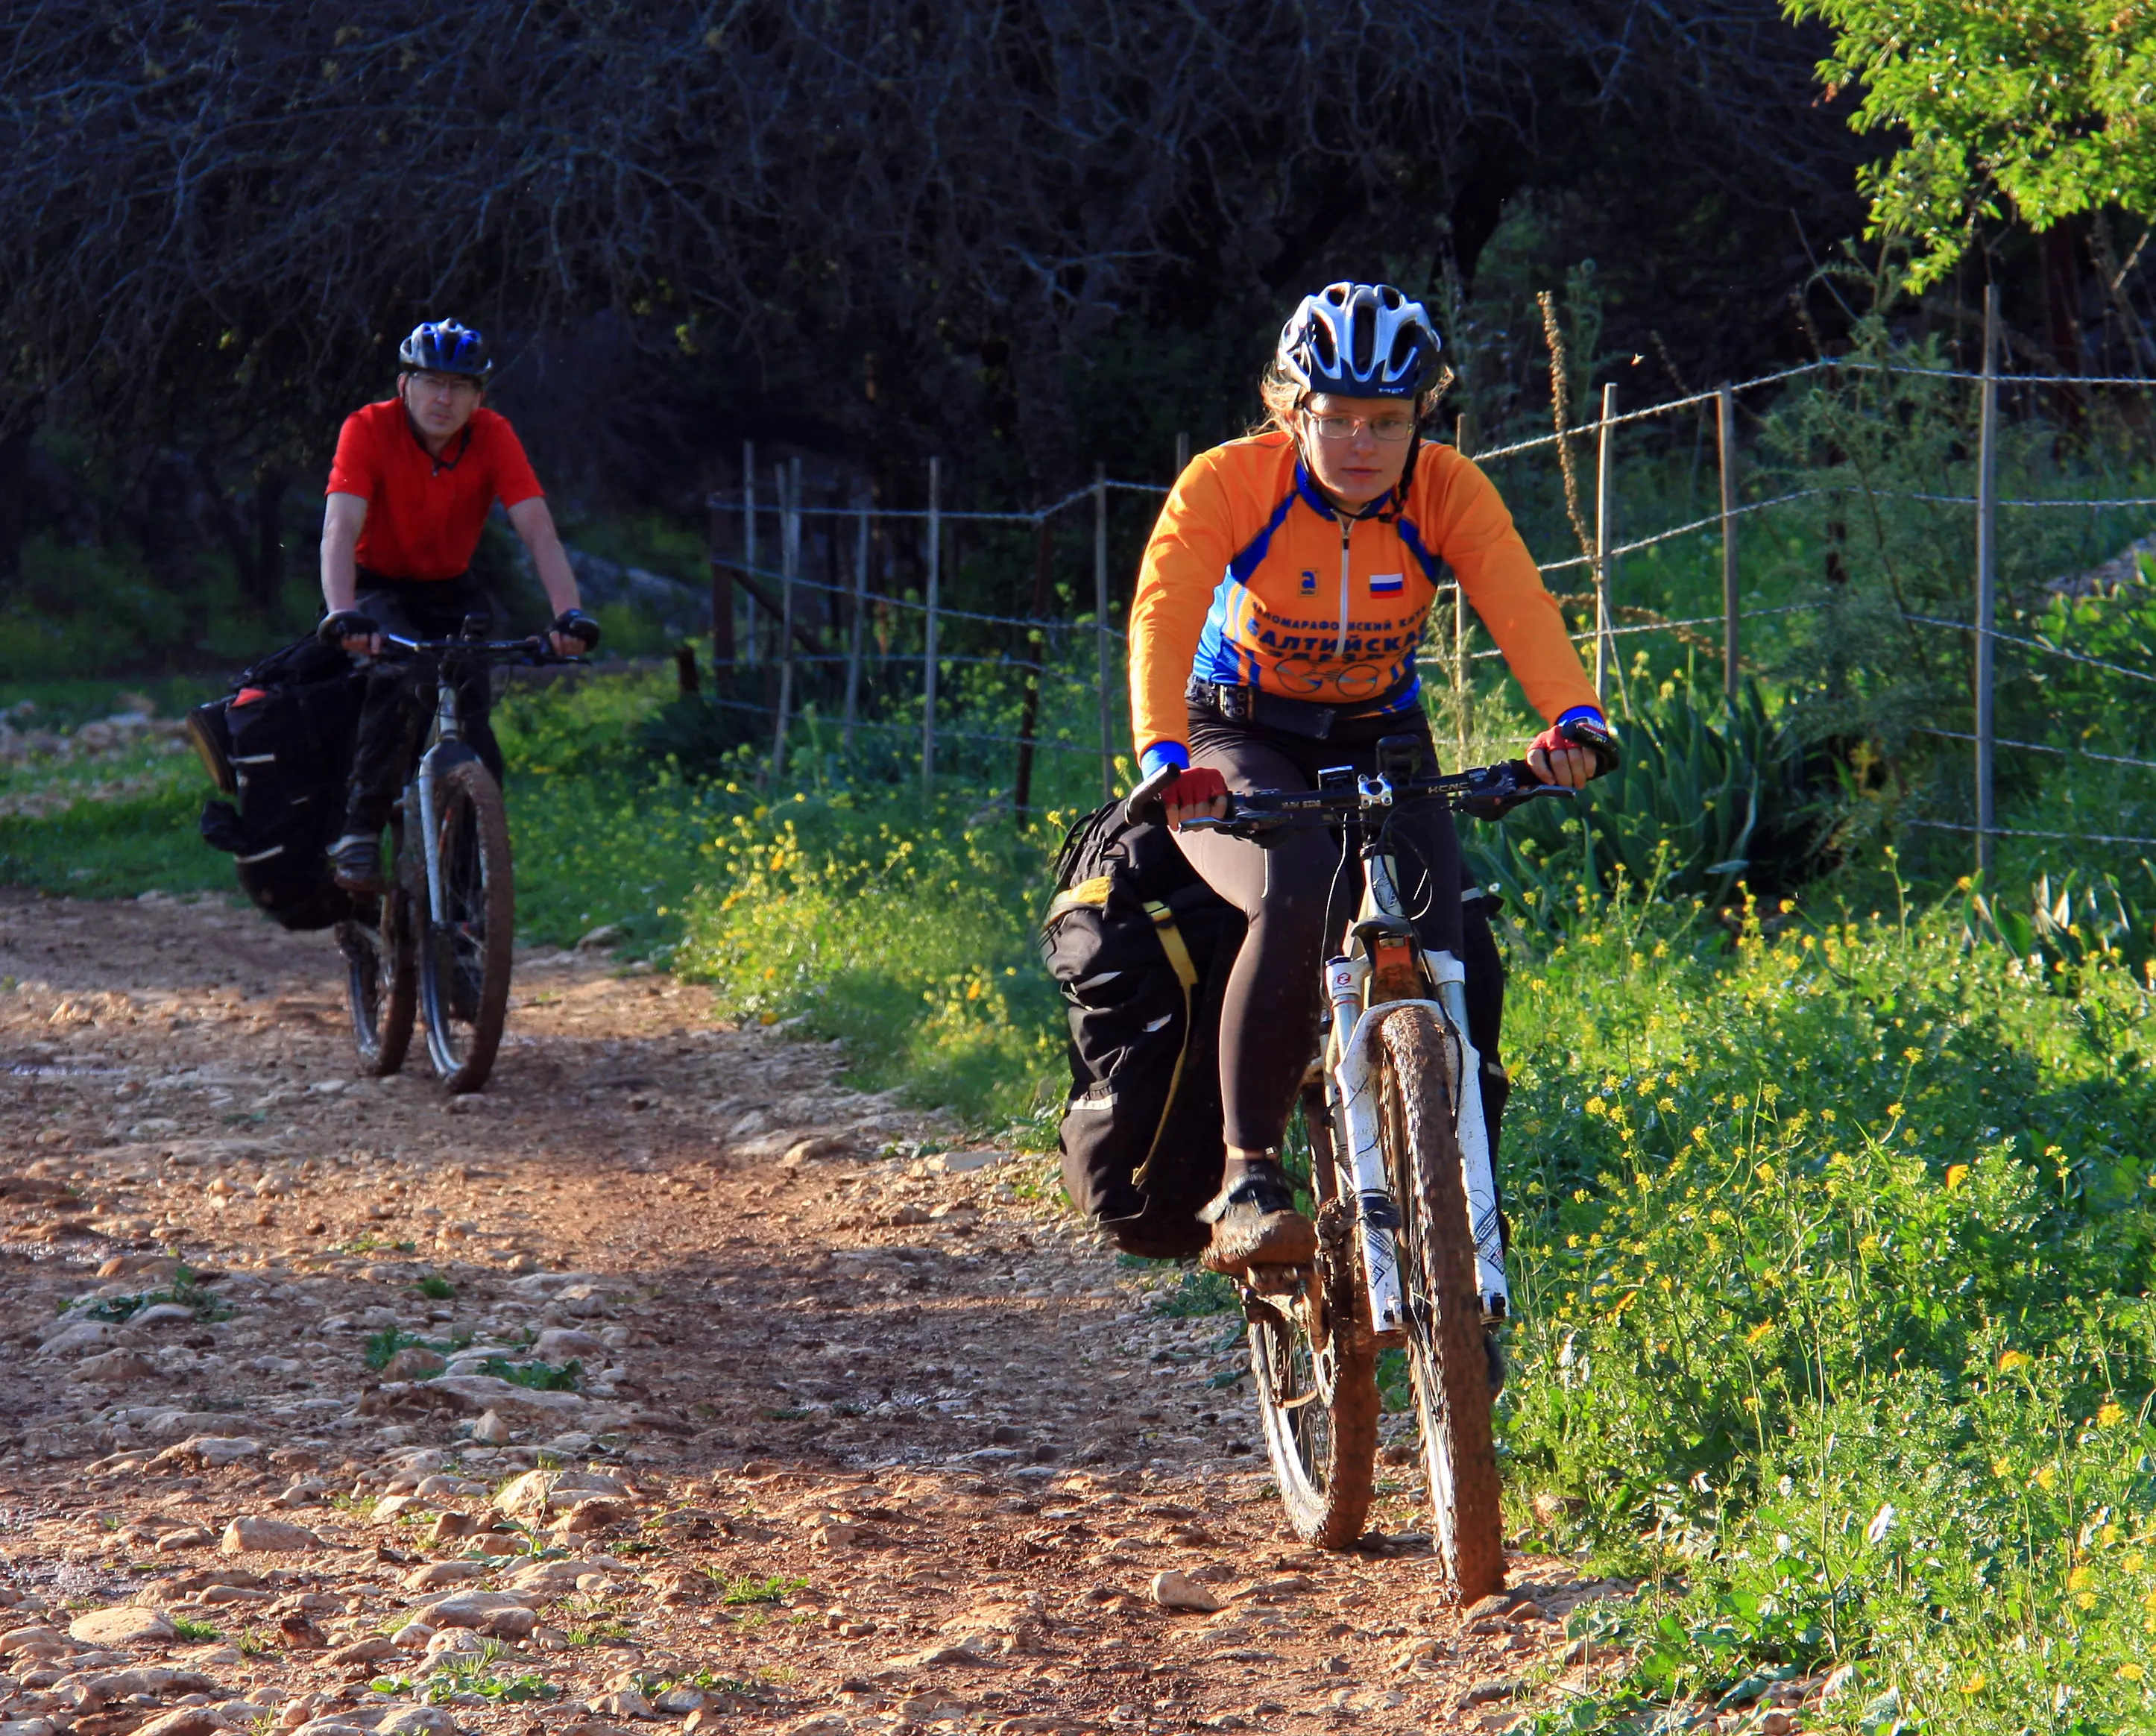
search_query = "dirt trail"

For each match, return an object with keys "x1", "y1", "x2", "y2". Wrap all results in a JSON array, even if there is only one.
[{"x1": 0, "y1": 890, "x2": 1618, "y2": 1736}]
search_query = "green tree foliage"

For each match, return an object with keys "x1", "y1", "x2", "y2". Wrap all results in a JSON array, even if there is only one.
[{"x1": 1789, "y1": 0, "x2": 2156, "y2": 286}]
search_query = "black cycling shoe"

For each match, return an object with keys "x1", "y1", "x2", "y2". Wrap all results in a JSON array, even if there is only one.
[
  {"x1": 328, "y1": 831, "x2": 385, "y2": 893},
  {"x1": 1198, "y1": 1161, "x2": 1317, "y2": 1277}
]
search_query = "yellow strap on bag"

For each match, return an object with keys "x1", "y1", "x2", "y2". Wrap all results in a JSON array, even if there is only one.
[{"x1": 1132, "y1": 898, "x2": 1200, "y2": 1192}]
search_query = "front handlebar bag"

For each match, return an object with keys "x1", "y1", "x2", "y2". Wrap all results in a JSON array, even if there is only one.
[
  {"x1": 1039, "y1": 799, "x2": 1244, "y2": 1233},
  {"x1": 193, "y1": 635, "x2": 365, "y2": 931}
]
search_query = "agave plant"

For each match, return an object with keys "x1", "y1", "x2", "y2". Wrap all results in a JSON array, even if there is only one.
[{"x1": 1463, "y1": 679, "x2": 1840, "y2": 933}]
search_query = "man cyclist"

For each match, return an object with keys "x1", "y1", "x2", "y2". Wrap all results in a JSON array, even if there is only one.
[
  {"x1": 318, "y1": 319, "x2": 599, "y2": 892},
  {"x1": 1127, "y1": 281, "x2": 1616, "y2": 1277}
]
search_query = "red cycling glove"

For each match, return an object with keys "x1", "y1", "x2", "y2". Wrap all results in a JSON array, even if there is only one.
[
  {"x1": 1530, "y1": 714, "x2": 1620, "y2": 778},
  {"x1": 1159, "y1": 766, "x2": 1229, "y2": 815}
]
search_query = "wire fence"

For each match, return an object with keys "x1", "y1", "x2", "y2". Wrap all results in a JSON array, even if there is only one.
[{"x1": 675, "y1": 312, "x2": 2156, "y2": 857}]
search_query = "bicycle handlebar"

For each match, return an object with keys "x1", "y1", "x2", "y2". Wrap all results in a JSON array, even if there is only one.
[
  {"x1": 1125, "y1": 756, "x2": 1575, "y2": 833},
  {"x1": 371, "y1": 632, "x2": 588, "y2": 668}
]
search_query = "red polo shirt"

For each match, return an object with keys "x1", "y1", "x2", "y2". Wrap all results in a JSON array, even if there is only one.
[{"x1": 326, "y1": 400, "x2": 544, "y2": 581}]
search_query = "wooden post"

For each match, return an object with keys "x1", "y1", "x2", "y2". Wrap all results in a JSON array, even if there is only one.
[
  {"x1": 772, "y1": 458, "x2": 799, "y2": 774},
  {"x1": 1452, "y1": 411, "x2": 1475, "y2": 766},
  {"x1": 1592, "y1": 383, "x2": 1618, "y2": 709},
  {"x1": 1175, "y1": 431, "x2": 1191, "y2": 477},
  {"x1": 923, "y1": 458, "x2": 941, "y2": 790},
  {"x1": 842, "y1": 486, "x2": 868, "y2": 755},
  {"x1": 1718, "y1": 385, "x2": 1739, "y2": 703},
  {"x1": 1014, "y1": 513, "x2": 1053, "y2": 821},
  {"x1": 1975, "y1": 283, "x2": 2000, "y2": 876},
  {"x1": 1094, "y1": 465, "x2": 1112, "y2": 799},
  {"x1": 740, "y1": 440, "x2": 757, "y2": 670}
]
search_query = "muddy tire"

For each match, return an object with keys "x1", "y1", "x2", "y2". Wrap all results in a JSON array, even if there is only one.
[
  {"x1": 1378, "y1": 1005, "x2": 1506, "y2": 1602},
  {"x1": 1247, "y1": 1196, "x2": 1379, "y2": 1550},
  {"x1": 417, "y1": 756, "x2": 514, "y2": 1094}
]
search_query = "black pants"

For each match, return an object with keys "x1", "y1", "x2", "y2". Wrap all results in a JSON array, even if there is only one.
[
  {"x1": 1176, "y1": 706, "x2": 1506, "y2": 1157},
  {"x1": 344, "y1": 574, "x2": 505, "y2": 833}
]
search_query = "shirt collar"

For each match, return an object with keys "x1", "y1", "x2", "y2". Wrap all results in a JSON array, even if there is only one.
[{"x1": 1291, "y1": 455, "x2": 1401, "y2": 523}]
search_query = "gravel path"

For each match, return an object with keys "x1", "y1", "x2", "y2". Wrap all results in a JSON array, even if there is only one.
[{"x1": 0, "y1": 890, "x2": 1622, "y2": 1736}]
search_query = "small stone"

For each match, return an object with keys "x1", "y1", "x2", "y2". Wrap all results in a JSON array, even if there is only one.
[
  {"x1": 372, "y1": 1708, "x2": 456, "y2": 1736},
  {"x1": 154, "y1": 1528, "x2": 216, "y2": 1553},
  {"x1": 326, "y1": 1636, "x2": 394, "y2": 1667},
  {"x1": 416, "y1": 1591, "x2": 537, "y2": 1629},
  {"x1": 0, "y1": 1720, "x2": 59, "y2": 1736},
  {"x1": 1464, "y1": 1592, "x2": 1512, "y2": 1621},
  {"x1": 477, "y1": 1606, "x2": 537, "y2": 1639},
  {"x1": 533, "y1": 1327, "x2": 606, "y2": 1360},
  {"x1": 425, "y1": 1512, "x2": 478, "y2": 1546},
  {"x1": 133, "y1": 1719, "x2": 233, "y2": 1736},
  {"x1": 220, "y1": 1516, "x2": 321, "y2": 1554},
  {"x1": 70, "y1": 1349, "x2": 160, "y2": 1386},
  {"x1": 37, "y1": 1321, "x2": 115, "y2": 1357},
  {"x1": 470, "y1": 1409, "x2": 514, "y2": 1444},
  {"x1": 403, "y1": 1560, "x2": 491, "y2": 1590},
  {"x1": 494, "y1": 1468, "x2": 628, "y2": 1520},
  {"x1": 380, "y1": 1346, "x2": 447, "y2": 1380},
  {"x1": 0, "y1": 1626, "x2": 63, "y2": 1655},
  {"x1": 160, "y1": 1435, "x2": 264, "y2": 1469},
  {"x1": 1457, "y1": 1676, "x2": 1525, "y2": 1708},
  {"x1": 1149, "y1": 1571, "x2": 1224, "y2": 1613},
  {"x1": 68, "y1": 1607, "x2": 177, "y2": 1647},
  {"x1": 592, "y1": 1691, "x2": 655, "y2": 1721},
  {"x1": 389, "y1": 1622, "x2": 434, "y2": 1647}
]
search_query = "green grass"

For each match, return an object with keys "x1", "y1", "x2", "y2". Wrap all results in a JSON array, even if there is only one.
[
  {"x1": 169, "y1": 1615, "x2": 222, "y2": 1642},
  {"x1": 713, "y1": 1572, "x2": 806, "y2": 1606}
]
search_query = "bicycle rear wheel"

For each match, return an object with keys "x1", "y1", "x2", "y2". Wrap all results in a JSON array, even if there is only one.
[
  {"x1": 417, "y1": 756, "x2": 514, "y2": 1093},
  {"x1": 338, "y1": 818, "x2": 415, "y2": 1076},
  {"x1": 1378, "y1": 1005, "x2": 1506, "y2": 1601},
  {"x1": 1246, "y1": 1091, "x2": 1379, "y2": 1550}
]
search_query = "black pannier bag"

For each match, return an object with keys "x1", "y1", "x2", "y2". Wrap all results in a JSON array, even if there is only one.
[
  {"x1": 190, "y1": 636, "x2": 364, "y2": 931},
  {"x1": 1039, "y1": 799, "x2": 1244, "y2": 1254}
]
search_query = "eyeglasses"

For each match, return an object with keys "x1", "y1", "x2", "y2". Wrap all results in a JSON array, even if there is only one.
[
  {"x1": 408, "y1": 371, "x2": 482, "y2": 397},
  {"x1": 1301, "y1": 410, "x2": 1416, "y2": 443}
]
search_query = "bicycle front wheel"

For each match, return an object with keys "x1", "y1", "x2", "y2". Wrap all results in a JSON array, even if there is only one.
[
  {"x1": 1378, "y1": 1004, "x2": 1506, "y2": 1602},
  {"x1": 417, "y1": 756, "x2": 514, "y2": 1093},
  {"x1": 338, "y1": 817, "x2": 415, "y2": 1076}
]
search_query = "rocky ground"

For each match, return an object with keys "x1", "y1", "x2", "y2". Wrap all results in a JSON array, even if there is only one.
[{"x1": 0, "y1": 889, "x2": 1662, "y2": 1736}]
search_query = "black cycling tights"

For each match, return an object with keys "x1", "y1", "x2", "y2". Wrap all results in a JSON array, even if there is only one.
[{"x1": 1174, "y1": 709, "x2": 1475, "y2": 1155}]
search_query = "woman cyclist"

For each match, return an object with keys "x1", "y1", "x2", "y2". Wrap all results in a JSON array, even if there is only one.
[{"x1": 1127, "y1": 281, "x2": 1616, "y2": 1277}]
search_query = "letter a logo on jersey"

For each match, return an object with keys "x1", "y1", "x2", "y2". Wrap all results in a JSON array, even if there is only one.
[{"x1": 1299, "y1": 570, "x2": 1317, "y2": 594}]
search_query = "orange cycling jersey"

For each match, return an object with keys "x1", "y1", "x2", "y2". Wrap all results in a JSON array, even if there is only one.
[{"x1": 1128, "y1": 432, "x2": 1598, "y2": 758}]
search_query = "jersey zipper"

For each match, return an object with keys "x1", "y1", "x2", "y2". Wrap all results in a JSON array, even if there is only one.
[{"x1": 1335, "y1": 513, "x2": 1352, "y2": 660}]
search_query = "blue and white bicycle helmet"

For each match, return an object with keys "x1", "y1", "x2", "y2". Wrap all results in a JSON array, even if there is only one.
[
  {"x1": 1276, "y1": 283, "x2": 1442, "y2": 400},
  {"x1": 398, "y1": 319, "x2": 493, "y2": 382}
]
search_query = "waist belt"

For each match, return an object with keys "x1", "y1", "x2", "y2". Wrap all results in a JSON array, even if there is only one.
[
  {"x1": 1185, "y1": 676, "x2": 1416, "y2": 740},
  {"x1": 356, "y1": 566, "x2": 476, "y2": 588}
]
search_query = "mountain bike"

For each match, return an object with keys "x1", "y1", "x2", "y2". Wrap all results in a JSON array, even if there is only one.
[
  {"x1": 1132, "y1": 739, "x2": 1571, "y2": 1597},
  {"x1": 337, "y1": 626, "x2": 579, "y2": 1094}
]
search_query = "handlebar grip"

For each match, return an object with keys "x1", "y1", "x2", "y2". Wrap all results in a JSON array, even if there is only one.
[{"x1": 1124, "y1": 763, "x2": 1179, "y2": 826}]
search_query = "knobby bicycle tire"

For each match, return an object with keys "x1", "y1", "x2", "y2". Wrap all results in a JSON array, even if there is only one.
[
  {"x1": 418, "y1": 758, "x2": 514, "y2": 1093},
  {"x1": 1246, "y1": 1095, "x2": 1379, "y2": 1550},
  {"x1": 340, "y1": 816, "x2": 415, "y2": 1076},
  {"x1": 1378, "y1": 1005, "x2": 1506, "y2": 1601}
]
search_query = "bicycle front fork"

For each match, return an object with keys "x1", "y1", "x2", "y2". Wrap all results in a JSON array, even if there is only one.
[{"x1": 1325, "y1": 949, "x2": 1511, "y2": 1333}]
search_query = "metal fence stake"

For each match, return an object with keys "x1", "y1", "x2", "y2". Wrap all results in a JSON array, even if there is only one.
[
  {"x1": 772, "y1": 457, "x2": 799, "y2": 773},
  {"x1": 1718, "y1": 384, "x2": 1739, "y2": 702},
  {"x1": 1453, "y1": 412, "x2": 1475, "y2": 765},
  {"x1": 741, "y1": 440, "x2": 757, "y2": 669},
  {"x1": 923, "y1": 457, "x2": 941, "y2": 790},
  {"x1": 1014, "y1": 515, "x2": 1051, "y2": 822},
  {"x1": 1593, "y1": 383, "x2": 1618, "y2": 708},
  {"x1": 707, "y1": 482, "x2": 734, "y2": 676},
  {"x1": 1976, "y1": 283, "x2": 2000, "y2": 876},
  {"x1": 1175, "y1": 431, "x2": 1191, "y2": 477},
  {"x1": 1094, "y1": 465, "x2": 1112, "y2": 799},
  {"x1": 842, "y1": 485, "x2": 868, "y2": 755}
]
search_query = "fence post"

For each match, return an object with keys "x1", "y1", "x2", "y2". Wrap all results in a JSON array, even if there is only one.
[
  {"x1": 772, "y1": 458, "x2": 799, "y2": 773},
  {"x1": 1452, "y1": 412, "x2": 1475, "y2": 766},
  {"x1": 922, "y1": 457, "x2": 941, "y2": 791},
  {"x1": 1094, "y1": 465, "x2": 1113, "y2": 799},
  {"x1": 1592, "y1": 383, "x2": 1618, "y2": 709},
  {"x1": 1175, "y1": 431, "x2": 1191, "y2": 477},
  {"x1": 1014, "y1": 514, "x2": 1052, "y2": 822},
  {"x1": 1718, "y1": 384, "x2": 1739, "y2": 703},
  {"x1": 842, "y1": 486, "x2": 868, "y2": 755},
  {"x1": 707, "y1": 488, "x2": 734, "y2": 676},
  {"x1": 1975, "y1": 283, "x2": 2000, "y2": 877},
  {"x1": 740, "y1": 440, "x2": 757, "y2": 669}
]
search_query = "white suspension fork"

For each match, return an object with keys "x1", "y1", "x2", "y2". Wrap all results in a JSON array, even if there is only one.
[{"x1": 417, "y1": 678, "x2": 461, "y2": 927}]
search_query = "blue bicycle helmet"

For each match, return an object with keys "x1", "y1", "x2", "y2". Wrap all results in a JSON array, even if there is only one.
[
  {"x1": 398, "y1": 319, "x2": 493, "y2": 382},
  {"x1": 1276, "y1": 283, "x2": 1442, "y2": 400}
]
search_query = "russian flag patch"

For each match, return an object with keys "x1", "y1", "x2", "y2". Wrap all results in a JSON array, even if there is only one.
[{"x1": 1370, "y1": 573, "x2": 1405, "y2": 596}]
